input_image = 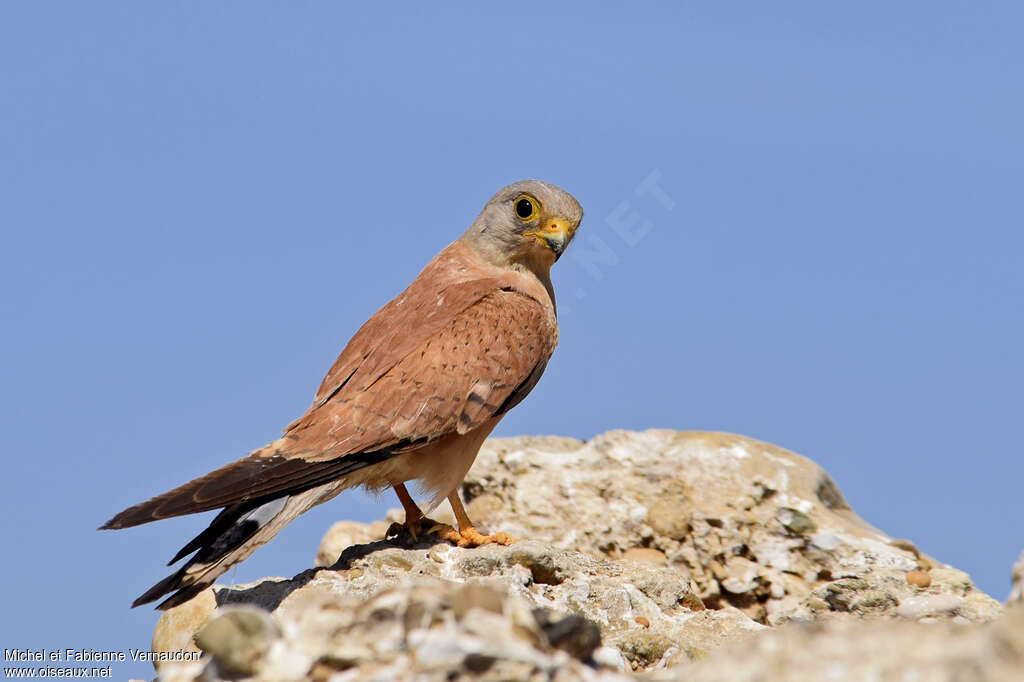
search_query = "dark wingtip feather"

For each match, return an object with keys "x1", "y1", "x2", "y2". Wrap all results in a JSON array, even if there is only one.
[
  {"x1": 135, "y1": 497, "x2": 288, "y2": 609},
  {"x1": 131, "y1": 568, "x2": 188, "y2": 608},
  {"x1": 117, "y1": 452, "x2": 403, "y2": 609},
  {"x1": 166, "y1": 504, "x2": 252, "y2": 566},
  {"x1": 155, "y1": 584, "x2": 210, "y2": 611},
  {"x1": 131, "y1": 569, "x2": 211, "y2": 610}
]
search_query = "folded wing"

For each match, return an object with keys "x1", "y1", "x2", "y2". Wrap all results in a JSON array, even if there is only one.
[{"x1": 101, "y1": 281, "x2": 557, "y2": 531}]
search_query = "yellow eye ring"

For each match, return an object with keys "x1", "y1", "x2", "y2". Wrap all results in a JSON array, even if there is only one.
[{"x1": 513, "y1": 194, "x2": 540, "y2": 222}]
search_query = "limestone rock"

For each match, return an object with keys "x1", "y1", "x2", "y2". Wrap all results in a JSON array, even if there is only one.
[
  {"x1": 461, "y1": 431, "x2": 1001, "y2": 626},
  {"x1": 217, "y1": 578, "x2": 632, "y2": 681},
  {"x1": 150, "y1": 587, "x2": 215, "y2": 672},
  {"x1": 315, "y1": 520, "x2": 386, "y2": 567},
  {"x1": 665, "y1": 607, "x2": 1024, "y2": 682},
  {"x1": 194, "y1": 607, "x2": 280, "y2": 677},
  {"x1": 150, "y1": 430, "x2": 1012, "y2": 681}
]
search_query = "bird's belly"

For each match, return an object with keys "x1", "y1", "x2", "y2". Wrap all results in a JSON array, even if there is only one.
[{"x1": 370, "y1": 416, "x2": 501, "y2": 513}]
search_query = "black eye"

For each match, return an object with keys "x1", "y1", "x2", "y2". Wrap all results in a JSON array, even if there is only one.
[{"x1": 515, "y1": 198, "x2": 535, "y2": 219}]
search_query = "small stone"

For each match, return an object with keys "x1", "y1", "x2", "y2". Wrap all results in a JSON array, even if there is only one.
[
  {"x1": 906, "y1": 570, "x2": 931, "y2": 588},
  {"x1": 621, "y1": 547, "x2": 667, "y2": 566},
  {"x1": 194, "y1": 606, "x2": 280, "y2": 677},
  {"x1": 645, "y1": 480, "x2": 690, "y2": 539},
  {"x1": 777, "y1": 507, "x2": 817, "y2": 534}
]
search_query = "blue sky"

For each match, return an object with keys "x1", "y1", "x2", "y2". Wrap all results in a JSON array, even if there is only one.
[{"x1": 2, "y1": 3, "x2": 1021, "y2": 678}]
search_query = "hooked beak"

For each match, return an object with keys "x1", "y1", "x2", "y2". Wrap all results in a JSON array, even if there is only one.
[{"x1": 525, "y1": 217, "x2": 576, "y2": 260}]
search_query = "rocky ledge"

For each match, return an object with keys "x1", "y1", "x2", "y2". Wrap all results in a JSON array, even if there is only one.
[{"x1": 152, "y1": 430, "x2": 1023, "y2": 681}]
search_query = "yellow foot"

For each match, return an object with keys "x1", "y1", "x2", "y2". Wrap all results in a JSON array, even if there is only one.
[{"x1": 427, "y1": 523, "x2": 515, "y2": 548}]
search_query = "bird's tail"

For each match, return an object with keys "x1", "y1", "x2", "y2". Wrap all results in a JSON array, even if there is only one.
[{"x1": 131, "y1": 482, "x2": 343, "y2": 610}]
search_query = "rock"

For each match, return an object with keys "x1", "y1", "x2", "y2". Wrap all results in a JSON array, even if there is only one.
[
  {"x1": 151, "y1": 588, "x2": 216, "y2": 672},
  {"x1": 776, "y1": 507, "x2": 817, "y2": 534},
  {"x1": 906, "y1": 570, "x2": 932, "y2": 588},
  {"x1": 668, "y1": 607, "x2": 1024, "y2": 682},
  {"x1": 150, "y1": 430, "x2": 1012, "y2": 681},
  {"x1": 532, "y1": 609, "x2": 602, "y2": 660},
  {"x1": 895, "y1": 594, "x2": 964, "y2": 621},
  {"x1": 645, "y1": 479, "x2": 690, "y2": 539},
  {"x1": 193, "y1": 607, "x2": 280, "y2": 677},
  {"x1": 264, "y1": 579, "x2": 625, "y2": 681},
  {"x1": 1011, "y1": 550, "x2": 1024, "y2": 605},
  {"x1": 315, "y1": 520, "x2": 382, "y2": 567},
  {"x1": 658, "y1": 608, "x2": 766, "y2": 665},
  {"x1": 461, "y1": 431, "x2": 1001, "y2": 626},
  {"x1": 621, "y1": 547, "x2": 668, "y2": 566}
]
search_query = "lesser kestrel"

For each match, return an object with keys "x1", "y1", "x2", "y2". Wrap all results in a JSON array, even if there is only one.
[{"x1": 101, "y1": 179, "x2": 582, "y2": 609}]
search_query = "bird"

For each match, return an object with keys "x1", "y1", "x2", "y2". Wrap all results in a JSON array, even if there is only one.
[{"x1": 100, "y1": 179, "x2": 583, "y2": 610}]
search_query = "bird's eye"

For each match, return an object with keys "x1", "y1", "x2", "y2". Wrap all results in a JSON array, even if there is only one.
[{"x1": 514, "y1": 195, "x2": 539, "y2": 221}]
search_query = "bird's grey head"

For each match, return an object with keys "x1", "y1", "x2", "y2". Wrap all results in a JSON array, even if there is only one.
[{"x1": 461, "y1": 180, "x2": 583, "y2": 270}]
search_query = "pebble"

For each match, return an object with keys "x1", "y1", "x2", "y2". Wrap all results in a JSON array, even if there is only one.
[
  {"x1": 194, "y1": 607, "x2": 280, "y2": 677},
  {"x1": 621, "y1": 547, "x2": 668, "y2": 566},
  {"x1": 906, "y1": 570, "x2": 931, "y2": 588}
]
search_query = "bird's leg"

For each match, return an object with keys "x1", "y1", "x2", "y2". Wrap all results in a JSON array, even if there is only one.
[
  {"x1": 385, "y1": 482, "x2": 436, "y2": 541},
  {"x1": 429, "y1": 490, "x2": 514, "y2": 548}
]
